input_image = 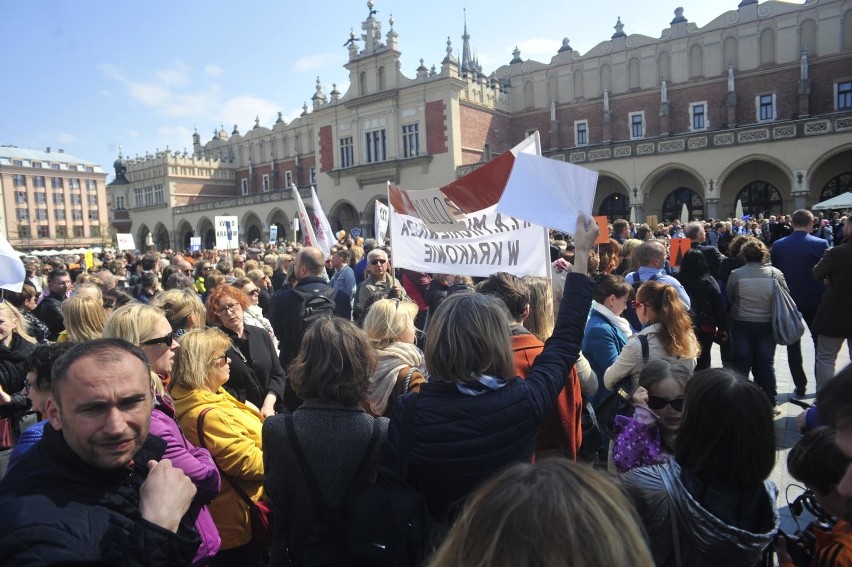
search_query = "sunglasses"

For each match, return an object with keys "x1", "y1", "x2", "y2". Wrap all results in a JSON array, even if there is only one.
[
  {"x1": 213, "y1": 353, "x2": 230, "y2": 364},
  {"x1": 141, "y1": 332, "x2": 175, "y2": 347},
  {"x1": 246, "y1": 289, "x2": 259, "y2": 296},
  {"x1": 647, "y1": 396, "x2": 685, "y2": 412},
  {"x1": 370, "y1": 259, "x2": 387, "y2": 265}
]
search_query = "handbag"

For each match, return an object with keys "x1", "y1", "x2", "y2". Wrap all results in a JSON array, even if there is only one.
[
  {"x1": 0, "y1": 417, "x2": 14, "y2": 450},
  {"x1": 197, "y1": 407, "x2": 273, "y2": 548},
  {"x1": 770, "y1": 275, "x2": 806, "y2": 346}
]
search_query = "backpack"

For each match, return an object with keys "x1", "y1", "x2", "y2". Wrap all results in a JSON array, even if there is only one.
[
  {"x1": 292, "y1": 286, "x2": 337, "y2": 338},
  {"x1": 623, "y1": 273, "x2": 660, "y2": 332},
  {"x1": 285, "y1": 414, "x2": 383, "y2": 567}
]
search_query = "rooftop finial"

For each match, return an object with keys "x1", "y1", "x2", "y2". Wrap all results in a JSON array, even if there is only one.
[{"x1": 612, "y1": 16, "x2": 626, "y2": 39}]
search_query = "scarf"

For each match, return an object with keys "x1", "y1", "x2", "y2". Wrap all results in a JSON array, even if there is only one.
[
  {"x1": 367, "y1": 342, "x2": 426, "y2": 415},
  {"x1": 591, "y1": 301, "x2": 633, "y2": 338}
]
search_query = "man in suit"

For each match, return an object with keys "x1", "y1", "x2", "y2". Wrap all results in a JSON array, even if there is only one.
[
  {"x1": 771, "y1": 209, "x2": 830, "y2": 397},
  {"x1": 812, "y1": 216, "x2": 852, "y2": 390},
  {"x1": 685, "y1": 222, "x2": 726, "y2": 280}
]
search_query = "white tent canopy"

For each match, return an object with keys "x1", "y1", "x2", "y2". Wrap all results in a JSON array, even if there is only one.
[{"x1": 812, "y1": 191, "x2": 852, "y2": 211}]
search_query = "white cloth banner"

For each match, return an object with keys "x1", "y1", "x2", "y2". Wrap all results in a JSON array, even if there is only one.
[
  {"x1": 0, "y1": 232, "x2": 26, "y2": 293},
  {"x1": 116, "y1": 233, "x2": 136, "y2": 252},
  {"x1": 292, "y1": 184, "x2": 317, "y2": 248},
  {"x1": 374, "y1": 200, "x2": 390, "y2": 245},
  {"x1": 390, "y1": 205, "x2": 550, "y2": 278},
  {"x1": 311, "y1": 186, "x2": 335, "y2": 256},
  {"x1": 214, "y1": 216, "x2": 239, "y2": 250}
]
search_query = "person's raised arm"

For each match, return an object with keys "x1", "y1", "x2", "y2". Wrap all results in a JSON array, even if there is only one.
[{"x1": 571, "y1": 215, "x2": 598, "y2": 277}]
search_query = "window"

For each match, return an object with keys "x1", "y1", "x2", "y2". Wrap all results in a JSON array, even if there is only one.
[
  {"x1": 19, "y1": 225, "x2": 31, "y2": 238},
  {"x1": 34, "y1": 192, "x2": 46, "y2": 205},
  {"x1": 32, "y1": 161, "x2": 42, "y2": 168},
  {"x1": 51, "y1": 163, "x2": 60, "y2": 170},
  {"x1": 86, "y1": 179, "x2": 97, "y2": 190},
  {"x1": 690, "y1": 102, "x2": 707, "y2": 131},
  {"x1": 115, "y1": 195, "x2": 126, "y2": 210},
  {"x1": 54, "y1": 193, "x2": 64, "y2": 205},
  {"x1": 55, "y1": 226, "x2": 67, "y2": 238},
  {"x1": 575, "y1": 121, "x2": 588, "y2": 146},
  {"x1": 73, "y1": 226, "x2": 84, "y2": 238},
  {"x1": 36, "y1": 209, "x2": 47, "y2": 221},
  {"x1": 837, "y1": 81, "x2": 852, "y2": 110},
  {"x1": 88, "y1": 210, "x2": 100, "y2": 221},
  {"x1": 72, "y1": 210, "x2": 83, "y2": 221},
  {"x1": 55, "y1": 209, "x2": 66, "y2": 220},
  {"x1": 629, "y1": 112, "x2": 645, "y2": 139},
  {"x1": 38, "y1": 226, "x2": 50, "y2": 238},
  {"x1": 262, "y1": 174, "x2": 270, "y2": 192},
  {"x1": 13, "y1": 175, "x2": 25, "y2": 186},
  {"x1": 85, "y1": 166, "x2": 94, "y2": 173},
  {"x1": 69, "y1": 179, "x2": 80, "y2": 190},
  {"x1": 69, "y1": 165, "x2": 78, "y2": 171},
  {"x1": 402, "y1": 124, "x2": 420, "y2": 158},
  {"x1": 310, "y1": 167, "x2": 317, "y2": 185},
  {"x1": 757, "y1": 94, "x2": 775, "y2": 121},
  {"x1": 90, "y1": 226, "x2": 101, "y2": 237},
  {"x1": 70, "y1": 194, "x2": 81, "y2": 205},
  {"x1": 12, "y1": 160, "x2": 22, "y2": 166},
  {"x1": 16, "y1": 208, "x2": 27, "y2": 221},
  {"x1": 365, "y1": 128, "x2": 387, "y2": 163},
  {"x1": 241, "y1": 178, "x2": 249, "y2": 195},
  {"x1": 15, "y1": 191, "x2": 27, "y2": 204},
  {"x1": 52, "y1": 177, "x2": 63, "y2": 189},
  {"x1": 33, "y1": 176, "x2": 45, "y2": 188},
  {"x1": 285, "y1": 171, "x2": 293, "y2": 187},
  {"x1": 87, "y1": 195, "x2": 98, "y2": 206},
  {"x1": 339, "y1": 137, "x2": 354, "y2": 168}
]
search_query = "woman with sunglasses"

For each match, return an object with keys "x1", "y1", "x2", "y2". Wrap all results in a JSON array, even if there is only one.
[
  {"x1": 361, "y1": 297, "x2": 427, "y2": 417},
  {"x1": 103, "y1": 304, "x2": 222, "y2": 566},
  {"x1": 603, "y1": 281, "x2": 698, "y2": 391},
  {"x1": 0, "y1": 300, "x2": 37, "y2": 445},
  {"x1": 206, "y1": 285, "x2": 285, "y2": 418},
  {"x1": 611, "y1": 359, "x2": 690, "y2": 473},
  {"x1": 233, "y1": 277, "x2": 278, "y2": 352}
]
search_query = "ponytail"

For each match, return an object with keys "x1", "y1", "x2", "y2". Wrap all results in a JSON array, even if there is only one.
[{"x1": 637, "y1": 282, "x2": 699, "y2": 359}]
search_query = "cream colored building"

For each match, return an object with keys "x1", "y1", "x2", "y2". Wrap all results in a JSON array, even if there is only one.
[
  {"x1": 0, "y1": 146, "x2": 108, "y2": 250},
  {"x1": 109, "y1": 0, "x2": 852, "y2": 251}
]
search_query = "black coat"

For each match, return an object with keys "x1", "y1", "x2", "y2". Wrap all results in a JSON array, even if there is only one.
[
  {"x1": 34, "y1": 291, "x2": 65, "y2": 341},
  {"x1": 222, "y1": 323, "x2": 286, "y2": 409},
  {"x1": 0, "y1": 425, "x2": 200, "y2": 565},
  {"x1": 0, "y1": 335, "x2": 36, "y2": 419},
  {"x1": 812, "y1": 238, "x2": 852, "y2": 338}
]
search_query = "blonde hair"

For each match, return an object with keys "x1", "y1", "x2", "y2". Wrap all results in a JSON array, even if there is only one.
[
  {"x1": 428, "y1": 459, "x2": 653, "y2": 567},
  {"x1": 150, "y1": 288, "x2": 206, "y2": 333},
  {"x1": 171, "y1": 327, "x2": 232, "y2": 391},
  {"x1": 521, "y1": 276, "x2": 554, "y2": 342},
  {"x1": 0, "y1": 301, "x2": 35, "y2": 344},
  {"x1": 60, "y1": 295, "x2": 107, "y2": 342},
  {"x1": 102, "y1": 303, "x2": 169, "y2": 395},
  {"x1": 362, "y1": 298, "x2": 418, "y2": 350}
]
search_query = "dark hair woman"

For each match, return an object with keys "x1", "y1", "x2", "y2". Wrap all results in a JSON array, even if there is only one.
[{"x1": 676, "y1": 249, "x2": 728, "y2": 371}]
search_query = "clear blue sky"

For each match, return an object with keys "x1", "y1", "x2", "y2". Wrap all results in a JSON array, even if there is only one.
[{"x1": 2, "y1": 1, "x2": 802, "y2": 180}]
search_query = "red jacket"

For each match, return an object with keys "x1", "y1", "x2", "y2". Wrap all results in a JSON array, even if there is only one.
[{"x1": 512, "y1": 332, "x2": 582, "y2": 460}]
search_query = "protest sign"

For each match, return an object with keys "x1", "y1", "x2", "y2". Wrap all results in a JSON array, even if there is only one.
[
  {"x1": 269, "y1": 225, "x2": 278, "y2": 245},
  {"x1": 593, "y1": 216, "x2": 610, "y2": 244},
  {"x1": 190, "y1": 237, "x2": 202, "y2": 252},
  {"x1": 116, "y1": 233, "x2": 136, "y2": 251},
  {"x1": 214, "y1": 216, "x2": 239, "y2": 250},
  {"x1": 669, "y1": 238, "x2": 692, "y2": 269}
]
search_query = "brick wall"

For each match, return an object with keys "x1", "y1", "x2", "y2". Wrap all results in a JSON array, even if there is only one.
[
  {"x1": 318, "y1": 125, "x2": 333, "y2": 173},
  {"x1": 426, "y1": 100, "x2": 448, "y2": 155},
  {"x1": 459, "y1": 103, "x2": 511, "y2": 164}
]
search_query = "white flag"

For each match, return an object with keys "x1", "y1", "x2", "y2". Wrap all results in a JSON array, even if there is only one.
[
  {"x1": 292, "y1": 184, "x2": 318, "y2": 248},
  {"x1": 0, "y1": 232, "x2": 26, "y2": 293},
  {"x1": 311, "y1": 186, "x2": 335, "y2": 256},
  {"x1": 375, "y1": 199, "x2": 390, "y2": 246}
]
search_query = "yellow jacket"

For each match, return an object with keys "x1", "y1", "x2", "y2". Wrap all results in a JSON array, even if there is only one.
[{"x1": 171, "y1": 385, "x2": 265, "y2": 550}]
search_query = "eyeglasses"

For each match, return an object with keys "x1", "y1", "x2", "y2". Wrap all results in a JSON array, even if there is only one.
[
  {"x1": 141, "y1": 332, "x2": 176, "y2": 347},
  {"x1": 217, "y1": 303, "x2": 241, "y2": 316},
  {"x1": 201, "y1": 266, "x2": 212, "y2": 271},
  {"x1": 245, "y1": 289, "x2": 259, "y2": 296},
  {"x1": 182, "y1": 270, "x2": 193, "y2": 275},
  {"x1": 22, "y1": 378, "x2": 32, "y2": 395},
  {"x1": 213, "y1": 353, "x2": 230, "y2": 364},
  {"x1": 370, "y1": 259, "x2": 387, "y2": 265},
  {"x1": 647, "y1": 396, "x2": 685, "y2": 412}
]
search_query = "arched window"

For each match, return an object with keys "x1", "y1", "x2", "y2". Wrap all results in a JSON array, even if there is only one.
[
  {"x1": 246, "y1": 225, "x2": 261, "y2": 244},
  {"x1": 658, "y1": 51, "x2": 671, "y2": 83},
  {"x1": 628, "y1": 58, "x2": 640, "y2": 90},
  {"x1": 359, "y1": 71, "x2": 367, "y2": 96},
  {"x1": 377, "y1": 66, "x2": 386, "y2": 90},
  {"x1": 689, "y1": 44, "x2": 704, "y2": 79},
  {"x1": 820, "y1": 172, "x2": 852, "y2": 201},
  {"x1": 204, "y1": 229, "x2": 216, "y2": 250},
  {"x1": 722, "y1": 37, "x2": 738, "y2": 72},
  {"x1": 662, "y1": 188, "x2": 704, "y2": 222},
  {"x1": 598, "y1": 193, "x2": 629, "y2": 222},
  {"x1": 524, "y1": 81, "x2": 534, "y2": 109},
  {"x1": 573, "y1": 69, "x2": 585, "y2": 100},
  {"x1": 735, "y1": 180, "x2": 783, "y2": 217},
  {"x1": 800, "y1": 19, "x2": 817, "y2": 56},
  {"x1": 600, "y1": 63, "x2": 612, "y2": 94},
  {"x1": 760, "y1": 28, "x2": 776, "y2": 65}
]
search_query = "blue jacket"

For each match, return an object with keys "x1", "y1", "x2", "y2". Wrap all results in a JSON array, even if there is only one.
[
  {"x1": 381, "y1": 272, "x2": 593, "y2": 521},
  {"x1": 770, "y1": 231, "x2": 828, "y2": 312},
  {"x1": 581, "y1": 309, "x2": 629, "y2": 405},
  {"x1": 8, "y1": 419, "x2": 47, "y2": 472}
]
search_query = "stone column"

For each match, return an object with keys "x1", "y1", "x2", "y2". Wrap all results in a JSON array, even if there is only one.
[
  {"x1": 792, "y1": 170, "x2": 809, "y2": 211},
  {"x1": 706, "y1": 198, "x2": 720, "y2": 220}
]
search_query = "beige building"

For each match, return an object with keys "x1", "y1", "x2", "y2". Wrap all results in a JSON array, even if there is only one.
[
  {"x1": 0, "y1": 146, "x2": 108, "y2": 250},
  {"x1": 109, "y1": 0, "x2": 852, "y2": 251}
]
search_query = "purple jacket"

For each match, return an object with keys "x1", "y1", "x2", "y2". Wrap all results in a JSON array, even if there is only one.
[{"x1": 150, "y1": 397, "x2": 221, "y2": 566}]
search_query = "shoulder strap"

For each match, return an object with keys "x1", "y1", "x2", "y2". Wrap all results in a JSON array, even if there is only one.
[
  {"x1": 649, "y1": 273, "x2": 661, "y2": 282},
  {"x1": 197, "y1": 407, "x2": 256, "y2": 507},
  {"x1": 631, "y1": 272, "x2": 641, "y2": 284},
  {"x1": 638, "y1": 334, "x2": 650, "y2": 364}
]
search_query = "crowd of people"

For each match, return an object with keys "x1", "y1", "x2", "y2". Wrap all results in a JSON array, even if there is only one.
[{"x1": 0, "y1": 207, "x2": 849, "y2": 566}]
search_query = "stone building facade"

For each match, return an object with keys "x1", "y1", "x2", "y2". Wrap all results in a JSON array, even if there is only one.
[
  {"x1": 0, "y1": 147, "x2": 109, "y2": 250},
  {"x1": 108, "y1": 0, "x2": 852, "y2": 251}
]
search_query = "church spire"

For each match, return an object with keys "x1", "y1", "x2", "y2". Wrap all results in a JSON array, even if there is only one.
[{"x1": 461, "y1": 8, "x2": 472, "y2": 75}]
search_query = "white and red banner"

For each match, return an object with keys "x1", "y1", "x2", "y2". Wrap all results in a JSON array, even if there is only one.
[
  {"x1": 292, "y1": 184, "x2": 318, "y2": 248},
  {"x1": 311, "y1": 186, "x2": 335, "y2": 256}
]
